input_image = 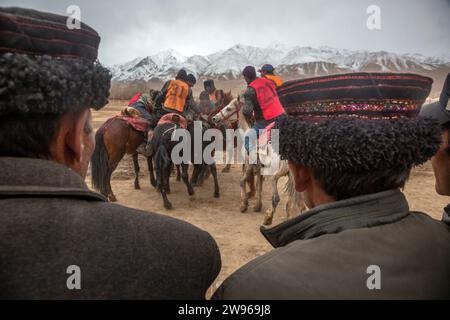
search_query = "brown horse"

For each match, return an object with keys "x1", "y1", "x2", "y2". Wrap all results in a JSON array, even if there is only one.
[{"x1": 91, "y1": 92, "x2": 157, "y2": 202}]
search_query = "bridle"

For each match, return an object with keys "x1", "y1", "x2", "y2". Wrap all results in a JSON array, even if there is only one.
[{"x1": 216, "y1": 99, "x2": 242, "y2": 123}]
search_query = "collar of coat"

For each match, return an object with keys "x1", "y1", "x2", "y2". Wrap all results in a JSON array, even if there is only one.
[
  {"x1": 0, "y1": 157, "x2": 106, "y2": 202},
  {"x1": 260, "y1": 189, "x2": 410, "y2": 248}
]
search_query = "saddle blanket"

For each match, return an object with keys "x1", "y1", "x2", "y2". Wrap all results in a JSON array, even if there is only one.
[{"x1": 102, "y1": 116, "x2": 150, "y2": 133}]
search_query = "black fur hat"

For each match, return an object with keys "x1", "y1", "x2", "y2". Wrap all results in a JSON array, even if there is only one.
[
  {"x1": 276, "y1": 73, "x2": 441, "y2": 173},
  {"x1": 0, "y1": 7, "x2": 111, "y2": 116}
]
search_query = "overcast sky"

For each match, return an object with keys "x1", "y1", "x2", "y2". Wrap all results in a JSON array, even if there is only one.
[{"x1": 1, "y1": 0, "x2": 449, "y2": 65}]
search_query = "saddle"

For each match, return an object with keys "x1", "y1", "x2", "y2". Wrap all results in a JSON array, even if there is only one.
[
  {"x1": 157, "y1": 113, "x2": 187, "y2": 129},
  {"x1": 121, "y1": 106, "x2": 141, "y2": 118},
  {"x1": 258, "y1": 122, "x2": 276, "y2": 148}
]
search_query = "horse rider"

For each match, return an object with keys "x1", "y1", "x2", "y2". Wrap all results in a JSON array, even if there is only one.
[
  {"x1": 259, "y1": 64, "x2": 283, "y2": 87},
  {"x1": 128, "y1": 93, "x2": 153, "y2": 121},
  {"x1": 242, "y1": 66, "x2": 286, "y2": 152},
  {"x1": 198, "y1": 91, "x2": 216, "y2": 116},
  {"x1": 201, "y1": 79, "x2": 218, "y2": 103},
  {"x1": 145, "y1": 70, "x2": 195, "y2": 155},
  {"x1": 154, "y1": 69, "x2": 194, "y2": 121}
]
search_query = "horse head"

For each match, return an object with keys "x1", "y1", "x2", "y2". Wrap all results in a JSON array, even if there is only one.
[{"x1": 212, "y1": 97, "x2": 243, "y2": 124}]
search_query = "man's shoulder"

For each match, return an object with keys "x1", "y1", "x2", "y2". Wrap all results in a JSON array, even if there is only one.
[
  {"x1": 85, "y1": 200, "x2": 216, "y2": 242},
  {"x1": 214, "y1": 211, "x2": 450, "y2": 299},
  {"x1": 243, "y1": 86, "x2": 256, "y2": 97}
]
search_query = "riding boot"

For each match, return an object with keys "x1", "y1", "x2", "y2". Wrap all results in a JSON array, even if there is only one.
[{"x1": 144, "y1": 129, "x2": 154, "y2": 157}]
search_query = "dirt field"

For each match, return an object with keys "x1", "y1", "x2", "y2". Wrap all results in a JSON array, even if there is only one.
[{"x1": 89, "y1": 102, "x2": 450, "y2": 294}]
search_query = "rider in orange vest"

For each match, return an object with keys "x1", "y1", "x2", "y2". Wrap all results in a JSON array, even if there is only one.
[
  {"x1": 155, "y1": 69, "x2": 194, "y2": 117},
  {"x1": 258, "y1": 64, "x2": 283, "y2": 87},
  {"x1": 242, "y1": 66, "x2": 286, "y2": 152},
  {"x1": 145, "y1": 70, "x2": 194, "y2": 155}
]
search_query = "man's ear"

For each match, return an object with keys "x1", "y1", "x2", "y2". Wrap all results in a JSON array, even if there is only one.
[
  {"x1": 288, "y1": 161, "x2": 312, "y2": 192},
  {"x1": 53, "y1": 109, "x2": 90, "y2": 168}
]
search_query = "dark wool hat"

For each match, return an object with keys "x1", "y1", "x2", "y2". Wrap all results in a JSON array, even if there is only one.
[
  {"x1": 187, "y1": 73, "x2": 197, "y2": 85},
  {"x1": 204, "y1": 79, "x2": 215, "y2": 89},
  {"x1": 175, "y1": 69, "x2": 188, "y2": 82},
  {"x1": 276, "y1": 73, "x2": 441, "y2": 173},
  {"x1": 242, "y1": 66, "x2": 256, "y2": 80},
  {"x1": 0, "y1": 7, "x2": 111, "y2": 116}
]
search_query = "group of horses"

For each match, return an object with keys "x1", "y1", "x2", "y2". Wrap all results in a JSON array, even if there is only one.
[{"x1": 91, "y1": 90, "x2": 306, "y2": 225}]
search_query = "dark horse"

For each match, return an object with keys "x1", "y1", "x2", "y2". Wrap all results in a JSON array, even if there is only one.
[
  {"x1": 152, "y1": 116, "x2": 194, "y2": 209},
  {"x1": 187, "y1": 119, "x2": 220, "y2": 198}
]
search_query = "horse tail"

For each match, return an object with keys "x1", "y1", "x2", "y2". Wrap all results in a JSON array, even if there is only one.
[{"x1": 91, "y1": 127, "x2": 111, "y2": 196}]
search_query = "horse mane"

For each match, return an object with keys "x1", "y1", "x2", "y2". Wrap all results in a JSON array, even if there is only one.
[{"x1": 223, "y1": 91, "x2": 234, "y2": 106}]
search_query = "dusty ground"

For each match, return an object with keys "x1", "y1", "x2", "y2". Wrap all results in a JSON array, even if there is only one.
[{"x1": 89, "y1": 102, "x2": 450, "y2": 295}]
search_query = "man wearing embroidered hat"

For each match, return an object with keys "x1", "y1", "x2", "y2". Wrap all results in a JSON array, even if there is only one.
[
  {"x1": 214, "y1": 72, "x2": 450, "y2": 299},
  {"x1": 0, "y1": 7, "x2": 220, "y2": 299}
]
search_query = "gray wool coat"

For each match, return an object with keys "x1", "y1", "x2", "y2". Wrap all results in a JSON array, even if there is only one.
[
  {"x1": 213, "y1": 189, "x2": 450, "y2": 300},
  {"x1": 0, "y1": 157, "x2": 221, "y2": 299}
]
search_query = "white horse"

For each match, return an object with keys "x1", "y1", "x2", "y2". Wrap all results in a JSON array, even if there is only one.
[{"x1": 212, "y1": 97, "x2": 306, "y2": 225}]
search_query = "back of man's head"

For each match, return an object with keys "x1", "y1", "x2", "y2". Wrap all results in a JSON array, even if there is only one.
[{"x1": 0, "y1": 7, "x2": 111, "y2": 176}]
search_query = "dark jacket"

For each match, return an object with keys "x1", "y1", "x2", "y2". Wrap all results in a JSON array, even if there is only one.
[
  {"x1": 213, "y1": 189, "x2": 450, "y2": 299},
  {"x1": 242, "y1": 86, "x2": 265, "y2": 122},
  {"x1": 0, "y1": 157, "x2": 221, "y2": 299}
]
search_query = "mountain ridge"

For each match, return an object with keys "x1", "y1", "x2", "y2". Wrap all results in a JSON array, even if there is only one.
[{"x1": 110, "y1": 44, "x2": 450, "y2": 96}]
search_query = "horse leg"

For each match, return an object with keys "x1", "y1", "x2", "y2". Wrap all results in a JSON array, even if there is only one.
[
  {"x1": 240, "y1": 165, "x2": 252, "y2": 213},
  {"x1": 147, "y1": 155, "x2": 156, "y2": 188},
  {"x1": 197, "y1": 165, "x2": 210, "y2": 186},
  {"x1": 160, "y1": 165, "x2": 172, "y2": 209},
  {"x1": 254, "y1": 166, "x2": 263, "y2": 212},
  {"x1": 165, "y1": 165, "x2": 171, "y2": 194},
  {"x1": 210, "y1": 163, "x2": 220, "y2": 198},
  {"x1": 132, "y1": 153, "x2": 141, "y2": 190},
  {"x1": 190, "y1": 164, "x2": 200, "y2": 187},
  {"x1": 264, "y1": 164, "x2": 289, "y2": 225},
  {"x1": 246, "y1": 168, "x2": 256, "y2": 199},
  {"x1": 176, "y1": 165, "x2": 181, "y2": 182},
  {"x1": 181, "y1": 163, "x2": 194, "y2": 196}
]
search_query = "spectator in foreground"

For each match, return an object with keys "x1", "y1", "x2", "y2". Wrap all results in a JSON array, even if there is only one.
[
  {"x1": 0, "y1": 6, "x2": 220, "y2": 299},
  {"x1": 213, "y1": 73, "x2": 450, "y2": 299},
  {"x1": 420, "y1": 72, "x2": 450, "y2": 223}
]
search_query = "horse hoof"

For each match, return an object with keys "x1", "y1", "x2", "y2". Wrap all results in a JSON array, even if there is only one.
[
  {"x1": 214, "y1": 192, "x2": 220, "y2": 198},
  {"x1": 134, "y1": 184, "x2": 141, "y2": 190},
  {"x1": 164, "y1": 202, "x2": 173, "y2": 210},
  {"x1": 108, "y1": 195, "x2": 117, "y2": 202},
  {"x1": 263, "y1": 217, "x2": 273, "y2": 226},
  {"x1": 240, "y1": 205, "x2": 248, "y2": 213},
  {"x1": 222, "y1": 168, "x2": 230, "y2": 173},
  {"x1": 254, "y1": 205, "x2": 262, "y2": 212},
  {"x1": 188, "y1": 189, "x2": 195, "y2": 196}
]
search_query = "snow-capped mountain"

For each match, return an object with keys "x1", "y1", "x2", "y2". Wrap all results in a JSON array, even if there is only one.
[{"x1": 110, "y1": 44, "x2": 450, "y2": 82}]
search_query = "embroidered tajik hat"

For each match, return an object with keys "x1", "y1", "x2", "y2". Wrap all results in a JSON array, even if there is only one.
[
  {"x1": 276, "y1": 72, "x2": 441, "y2": 179},
  {"x1": 0, "y1": 7, "x2": 111, "y2": 116}
]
